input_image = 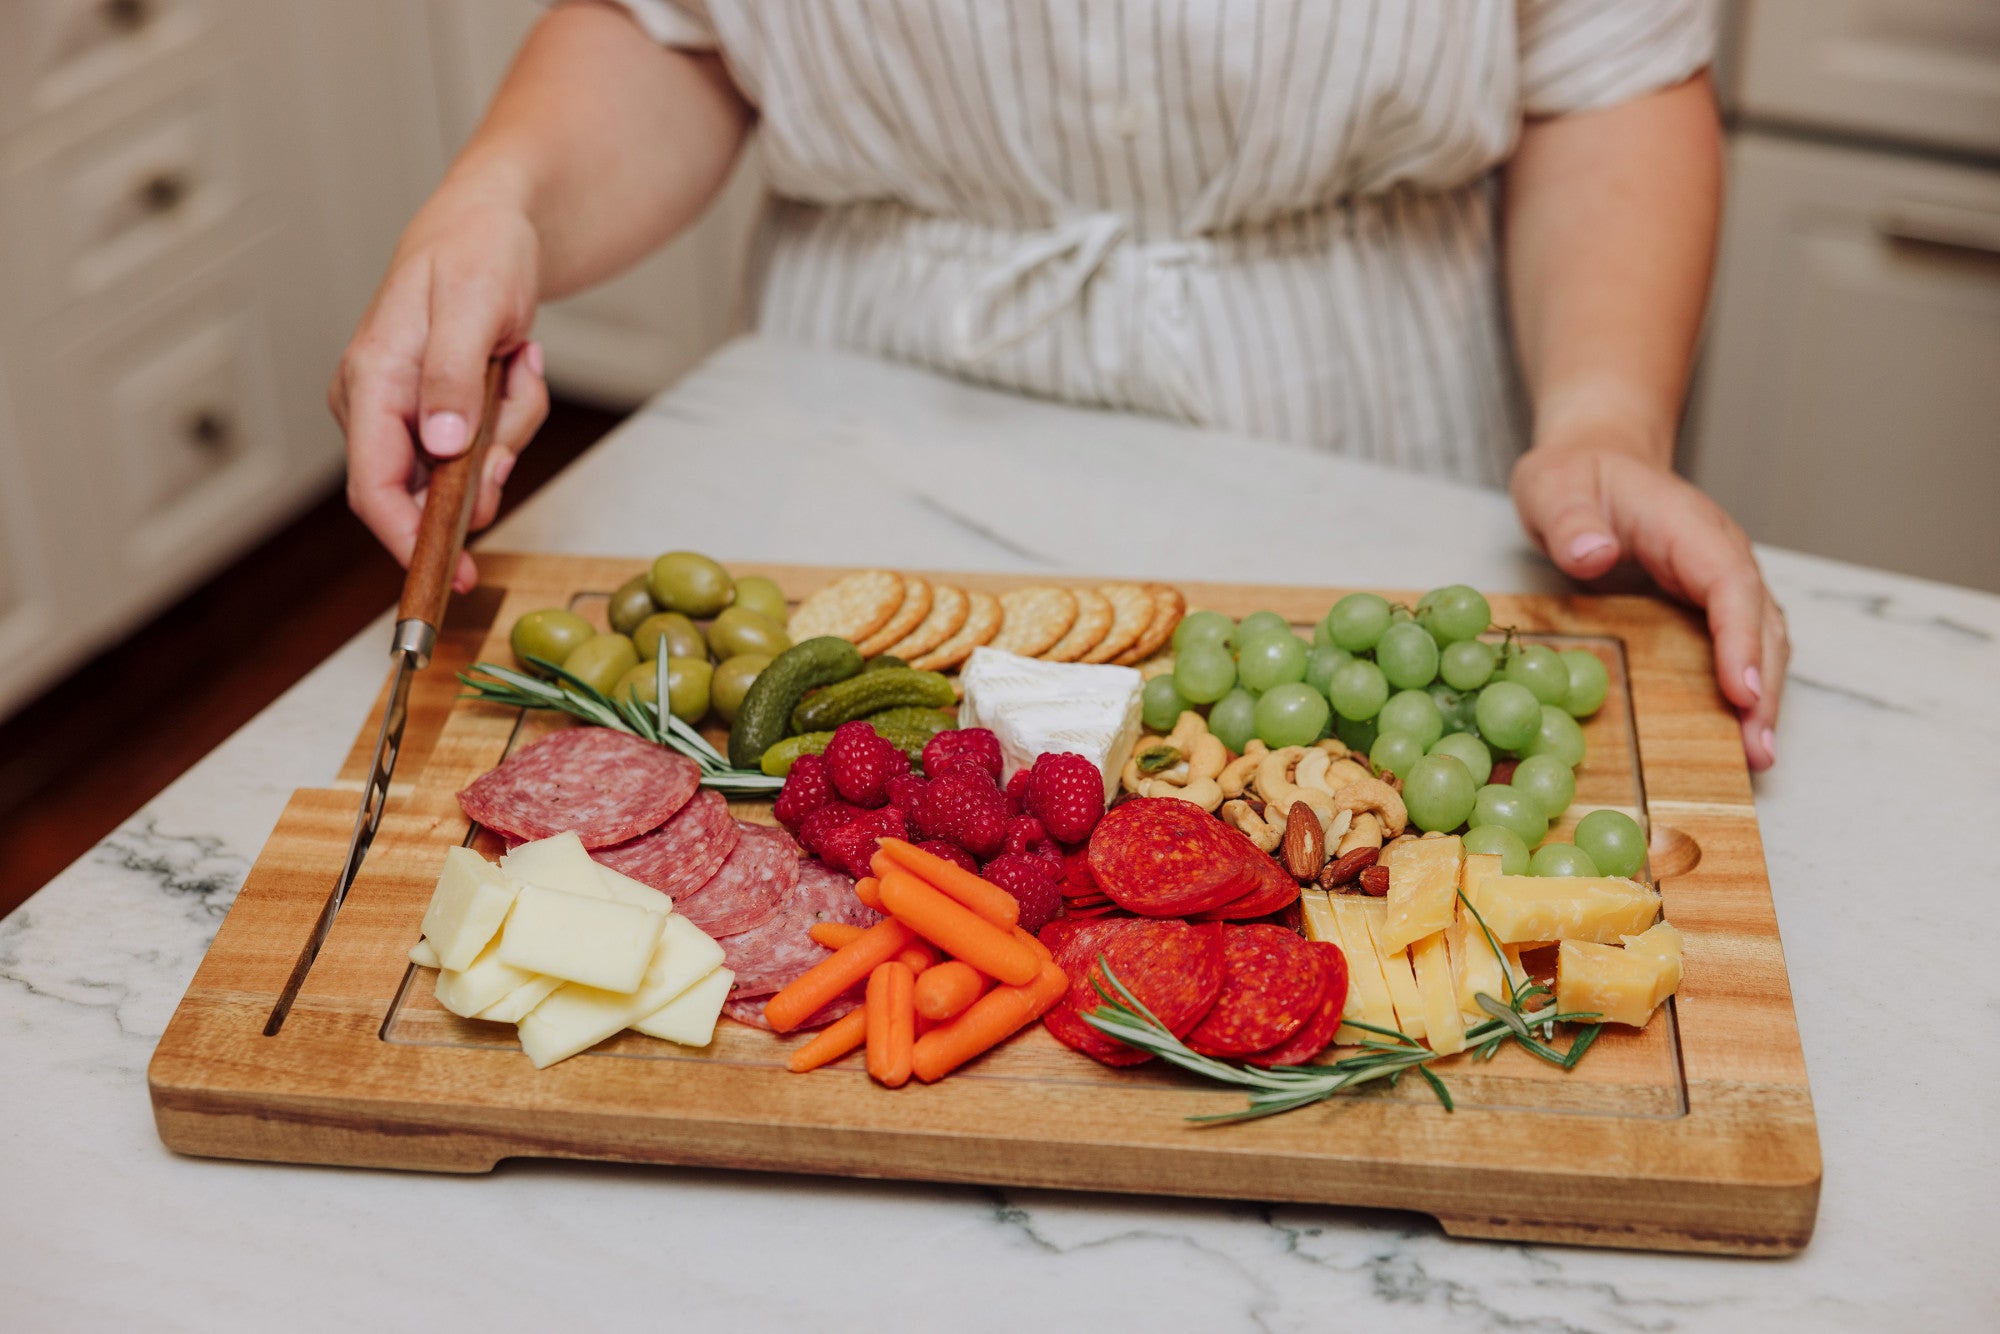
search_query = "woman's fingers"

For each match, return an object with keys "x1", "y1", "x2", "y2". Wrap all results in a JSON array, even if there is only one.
[
  {"x1": 418, "y1": 258, "x2": 525, "y2": 460},
  {"x1": 342, "y1": 357, "x2": 427, "y2": 568},
  {"x1": 1509, "y1": 450, "x2": 1624, "y2": 581},
  {"x1": 1740, "y1": 600, "x2": 1789, "y2": 770},
  {"x1": 468, "y1": 342, "x2": 550, "y2": 533}
]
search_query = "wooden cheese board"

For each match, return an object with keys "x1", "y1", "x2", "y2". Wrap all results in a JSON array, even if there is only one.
[{"x1": 148, "y1": 554, "x2": 1820, "y2": 1255}]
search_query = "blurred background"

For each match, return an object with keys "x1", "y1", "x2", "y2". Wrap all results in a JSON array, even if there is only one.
[{"x1": 0, "y1": 0, "x2": 1994, "y2": 905}]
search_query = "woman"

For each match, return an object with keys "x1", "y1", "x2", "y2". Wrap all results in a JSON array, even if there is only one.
[{"x1": 332, "y1": 0, "x2": 1787, "y2": 768}]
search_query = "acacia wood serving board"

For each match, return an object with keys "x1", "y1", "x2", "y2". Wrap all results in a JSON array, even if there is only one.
[{"x1": 148, "y1": 554, "x2": 1819, "y2": 1256}]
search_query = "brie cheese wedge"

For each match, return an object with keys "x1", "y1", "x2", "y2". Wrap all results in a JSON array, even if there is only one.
[{"x1": 957, "y1": 647, "x2": 1143, "y2": 801}]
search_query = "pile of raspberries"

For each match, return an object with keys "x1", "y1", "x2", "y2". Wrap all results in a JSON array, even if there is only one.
[{"x1": 773, "y1": 722, "x2": 1105, "y2": 932}]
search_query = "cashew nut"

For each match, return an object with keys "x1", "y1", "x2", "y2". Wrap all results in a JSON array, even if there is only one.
[
  {"x1": 1134, "y1": 775, "x2": 1224, "y2": 812},
  {"x1": 1333, "y1": 776, "x2": 1408, "y2": 837},
  {"x1": 1322, "y1": 758, "x2": 1370, "y2": 791},
  {"x1": 1255, "y1": 745, "x2": 1335, "y2": 825},
  {"x1": 1294, "y1": 748, "x2": 1335, "y2": 794},
  {"x1": 1163, "y1": 711, "x2": 1208, "y2": 752},
  {"x1": 1218, "y1": 739, "x2": 1267, "y2": 798},
  {"x1": 1313, "y1": 737, "x2": 1351, "y2": 759},
  {"x1": 1336, "y1": 811, "x2": 1383, "y2": 855},
  {"x1": 1220, "y1": 799, "x2": 1283, "y2": 852}
]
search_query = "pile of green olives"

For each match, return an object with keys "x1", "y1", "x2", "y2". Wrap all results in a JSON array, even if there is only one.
[{"x1": 508, "y1": 550, "x2": 792, "y2": 728}]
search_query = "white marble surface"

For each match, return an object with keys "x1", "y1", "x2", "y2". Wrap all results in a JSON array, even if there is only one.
[{"x1": 5, "y1": 337, "x2": 1997, "y2": 1331}]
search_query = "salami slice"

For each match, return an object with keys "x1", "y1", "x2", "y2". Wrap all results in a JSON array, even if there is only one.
[
  {"x1": 592, "y1": 789, "x2": 738, "y2": 898},
  {"x1": 674, "y1": 822, "x2": 798, "y2": 937},
  {"x1": 1042, "y1": 918, "x2": 1226, "y2": 1066},
  {"x1": 720, "y1": 857, "x2": 880, "y2": 1000},
  {"x1": 1086, "y1": 798, "x2": 1261, "y2": 916},
  {"x1": 1244, "y1": 940, "x2": 1349, "y2": 1068},
  {"x1": 458, "y1": 727, "x2": 700, "y2": 848},
  {"x1": 1183, "y1": 925, "x2": 1325, "y2": 1058},
  {"x1": 1191, "y1": 851, "x2": 1301, "y2": 921}
]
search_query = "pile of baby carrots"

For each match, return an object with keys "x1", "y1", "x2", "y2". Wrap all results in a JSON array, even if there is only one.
[{"x1": 766, "y1": 837, "x2": 1068, "y2": 1086}]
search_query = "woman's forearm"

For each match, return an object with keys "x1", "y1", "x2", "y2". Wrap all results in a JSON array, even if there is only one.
[
  {"x1": 429, "y1": 0, "x2": 753, "y2": 299},
  {"x1": 1501, "y1": 74, "x2": 1722, "y2": 461}
]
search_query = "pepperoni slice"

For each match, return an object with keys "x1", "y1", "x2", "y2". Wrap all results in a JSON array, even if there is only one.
[
  {"x1": 1190, "y1": 851, "x2": 1301, "y2": 921},
  {"x1": 1085, "y1": 798, "x2": 1261, "y2": 916},
  {"x1": 592, "y1": 789, "x2": 738, "y2": 899},
  {"x1": 1042, "y1": 918, "x2": 1226, "y2": 1066},
  {"x1": 674, "y1": 822, "x2": 799, "y2": 937},
  {"x1": 457, "y1": 727, "x2": 701, "y2": 848},
  {"x1": 1183, "y1": 925, "x2": 1324, "y2": 1058},
  {"x1": 1244, "y1": 941, "x2": 1350, "y2": 1068},
  {"x1": 721, "y1": 858, "x2": 880, "y2": 1000}
]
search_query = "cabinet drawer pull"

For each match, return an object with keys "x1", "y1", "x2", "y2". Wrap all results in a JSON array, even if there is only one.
[
  {"x1": 138, "y1": 170, "x2": 189, "y2": 214},
  {"x1": 102, "y1": 0, "x2": 151, "y2": 32},
  {"x1": 1877, "y1": 200, "x2": 2000, "y2": 259},
  {"x1": 186, "y1": 409, "x2": 232, "y2": 451}
]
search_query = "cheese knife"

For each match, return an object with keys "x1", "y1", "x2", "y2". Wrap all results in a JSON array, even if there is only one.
[{"x1": 265, "y1": 361, "x2": 507, "y2": 1035}]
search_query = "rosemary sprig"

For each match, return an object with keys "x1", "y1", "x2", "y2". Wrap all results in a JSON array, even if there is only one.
[{"x1": 458, "y1": 657, "x2": 783, "y2": 795}]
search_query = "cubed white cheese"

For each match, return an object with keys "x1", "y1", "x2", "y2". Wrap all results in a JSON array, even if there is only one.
[
  {"x1": 498, "y1": 883, "x2": 665, "y2": 993},
  {"x1": 434, "y1": 938, "x2": 539, "y2": 1018},
  {"x1": 474, "y1": 974, "x2": 564, "y2": 1024},
  {"x1": 957, "y1": 647, "x2": 1143, "y2": 801},
  {"x1": 420, "y1": 845, "x2": 518, "y2": 971},
  {"x1": 503, "y1": 830, "x2": 671, "y2": 913},
  {"x1": 408, "y1": 937, "x2": 441, "y2": 970},
  {"x1": 631, "y1": 966, "x2": 734, "y2": 1047},
  {"x1": 516, "y1": 914, "x2": 727, "y2": 1068}
]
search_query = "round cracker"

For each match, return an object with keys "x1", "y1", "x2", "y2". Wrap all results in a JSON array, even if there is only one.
[
  {"x1": 991, "y1": 586, "x2": 1078, "y2": 658},
  {"x1": 911, "y1": 590, "x2": 1002, "y2": 672},
  {"x1": 1041, "y1": 586, "x2": 1113, "y2": 662},
  {"x1": 1114, "y1": 583, "x2": 1186, "y2": 665},
  {"x1": 787, "y1": 570, "x2": 905, "y2": 644},
  {"x1": 1083, "y1": 583, "x2": 1156, "y2": 663},
  {"x1": 883, "y1": 583, "x2": 969, "y2": 660},
  {"x1": 857, "y1": 576, "x2": 934, "y2": 656}
]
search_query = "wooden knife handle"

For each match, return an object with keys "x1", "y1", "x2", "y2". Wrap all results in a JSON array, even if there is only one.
[{"x1": 398, "y1": 360, "x2": 507, "y2": 633}]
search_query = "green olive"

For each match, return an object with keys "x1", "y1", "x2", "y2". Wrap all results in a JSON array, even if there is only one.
[
  {"x1": 649, "y1": 551, "x2": 735, "y2": 618},
  {"x1": 730, "y1": 575, "x2": 789, "y2": 625},
  {"x1": 510, "y1": 608, "x2": 595, "y2": 675},
  {"x1": 710, "y1": 653, "x2": 772, "y2": 725},
  {"x1": 664, "y1": 655, "x2": 713, "y2": 723},
  {"x1": 707, "y1": 605, "x2": 792, "y2": 660},
  {"x1": 613, "y1": 662, "x2": 658, "y2": 708},
  {"x1": 606, "y1": 574, "x2": 658, "y2": 635},
  {"x1": 631, "y1": 611, "x2": 706, "y2": 663},
  {"x1": 562, "y1": 633, "x2": 639, "y2": 696}
]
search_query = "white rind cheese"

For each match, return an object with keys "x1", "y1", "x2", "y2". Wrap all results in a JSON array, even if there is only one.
[
  {"x1": 957, "y1": 647, "x2": 1143, "y2": 801},
  {"x1": 498, "y1": 884, "x2": 664, "y2": 993},
  {"x1": 421, "y1": 845, "x2": 518, "y2": 972}
]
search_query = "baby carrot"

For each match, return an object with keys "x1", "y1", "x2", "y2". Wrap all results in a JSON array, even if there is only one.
[
  {"x1": 877, "y1": 868, "x2": 1039, "y2": 985},
  {"x1": 764, "y1": 917, "x2": 916, "y2": 1033},
  {"x1": 1014, "y1": 926, "x2": 1053, "y2": 962},
  {"x1": 873, "y1": 839, "x2": 1020, "y2": 930},
  {"x1": 913, "y1": 959, "x2": 988, "y2": 1022},
  {"x1": 865, "y1": 960, "x2": 915, "y2": 1088},
  {"x1": 786, "y1": 1008, "x2": 867, "y2": 1073},
  {"x1": 853, "y1": 876, "x2": 882, "y2": 910},
  {"x1": 895, "y1": 939, "x2": 939, "y2": 974},
  {"x1": 809, "y1": 922, "x2": 866, "y2": 949},
  {"x1": 912, "y1": 959, "x2": 1069, "y2": 1083}
]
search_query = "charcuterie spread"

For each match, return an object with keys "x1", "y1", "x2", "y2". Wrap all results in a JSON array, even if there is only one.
[{"x1": 422, "y1": 554, "x2": 1679, "y2": 1119}]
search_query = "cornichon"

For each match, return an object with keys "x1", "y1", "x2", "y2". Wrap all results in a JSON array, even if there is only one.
[
  {"x1": 789, "y1": 667, "x2": 957, "y2": 734},
  {"x1": 760, "y1": 723, "x2": 935, "y2": 777},
  {"x1": 865, "y1": 705, "x2": 957, "y2": 740},
  {"x1": 728, "y1": 636, "x2": 863, "y2": 769}
]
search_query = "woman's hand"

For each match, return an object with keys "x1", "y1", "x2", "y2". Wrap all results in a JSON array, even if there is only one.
[
  {"x1": 329, "y1": 194, "x2": 549, "y2": 594},
  {"x1": 1512, "y1": 442, "x2": 1787, "y2": 771}
]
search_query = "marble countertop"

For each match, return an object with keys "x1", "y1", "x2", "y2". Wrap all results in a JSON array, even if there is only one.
[{"x1": 5, "y1": 337, "x2": 1996, "y2": 1331}]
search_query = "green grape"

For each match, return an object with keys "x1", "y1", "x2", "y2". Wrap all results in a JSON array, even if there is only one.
[
  {"x1": 1172, "y1": 610, "x2": 1236, "y2": 655},
  {"x1": 1328, "y1": 658, "x2": 1389, "y2": 721},
  {"x1": 1574, "y1": 809, "x2": 1646, "y2": 878},
  {"x1": 1369, "y1": 732, "x2": 1426, "y2": 782},
  {"x1": 1510, "y1": 754, "x2": 1575, "y2": 819},
  {"x1": 1416, "y1": 584, "x2": 1491, "y2": 645},
  {"x1": 1375, "y1": 622, "x2": 1441, "y2": 690},
  {"x1": 1439, "y1": 638, "x2": 1496, "y2": 691},
  {"x1": 1254, "y1": 682, "x2": 1331, "y2": 749},
  {"x1": 1463, "y1": 824, "x2": 1530, "y2": 875},
  {"x1": 1304, "y1": 643, "x2": 1351, "y2": 696},
  {"x1": 1521, "y1": 704, "x2": 1587, "y2": 768},
  {"x1": 1561, "y1": 649, "x2": 1610, "y2": 718},
  {"x1": 1173, "y1": 642, "x2": 1236, "y2": 704},
  {"x1": 1474, "y1": 681, "x2": 1540, "y2": 750},
  {"x1": 1207, "y1": 687, "x2": 1260, "y2": 754},
  {"x1": 1326, "y1": 592, "x2": 1392, "y2": 652},
  {"x1": 1377, "y1": 689, "x2": 1444, "y2": 748},
  {"x1": 1470, "y1": 783, "x2": 1549, "y2": 847},
  {"x1": 1141, "y1": 674, "x2": 1191, "y2": 732},
  {"x1": 1237, "y1": 632, "x2": 1309, "y2": 691},
  {"x1": 1235, "y1": 610, "x2": 1291, "y2": 644},
  {"x1": 1427, "y1": 731, "x2": 1492, "y2": 786},
  {"x1": 1503, "y1": 643, "x2": 1570, "y2": 705},
  {"x1": 1404, "y1": 753, "x2": 1476, "y2": 832},
  {"x1": 1334, "y1": 713, "x2": 1378, "y2": 754},
  {"x1": 1427, "y1": 681, "x2": 1478, "y2": 734},
  {"x1": 1529, "y1": 842, "x2": 1600, "y2": 878},
  {"x1": 1311, "y1": 614, "x2": 1340, "y2": 649}
]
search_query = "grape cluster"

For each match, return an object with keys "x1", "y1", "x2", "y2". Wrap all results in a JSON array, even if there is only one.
[{"x1": 1137, "y1": 586, "x2": 1645, "y2": 879}]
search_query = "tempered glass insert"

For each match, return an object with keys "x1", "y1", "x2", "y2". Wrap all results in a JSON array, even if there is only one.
[{"x1": 383, "y1": 628, "x2": 1686, "y2": 1120}]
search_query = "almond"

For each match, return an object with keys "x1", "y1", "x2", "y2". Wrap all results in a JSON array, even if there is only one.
[
  {"x1": 1280, "y1": 800, "x2": 1326, "y2": 881},
  {"x1": 1318, "y1": 846, "x2": 1378, "y2": 889},
  {"x1": 1358, "y1": 864, "x2": 1391, "y2": 896}
]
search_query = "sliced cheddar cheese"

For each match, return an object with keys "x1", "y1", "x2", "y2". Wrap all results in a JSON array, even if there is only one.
[
  {"x1": 1472, "y1": 875, "x2": 1661, "y2": 945},
  {"x1": 1379, "y1": 835, "x2": 1463, "y2": 953},
  {"x1": 1328, "y1": 895, "x2": 1397, "y2": 1044},
  {"x1": 1556, "y1": 921, "x2": 1682, "y2": 1028},
  {"x1": 1410, "y1": 930, "x2": 1465, "y2": 1055},
  {"x1": 1360, "y1": 899, "x2": 1426, "y2": 1041}
]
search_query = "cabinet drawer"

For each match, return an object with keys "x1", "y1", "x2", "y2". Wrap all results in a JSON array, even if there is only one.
[{"x1": 0, "y1": 0, "x2": 211, "y2": 132}]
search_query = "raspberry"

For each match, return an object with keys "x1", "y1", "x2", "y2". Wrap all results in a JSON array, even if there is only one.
[
  {"x1": 824, "y1": 720, "x2": 910, "y2": 808},
  {"x1": 923, "y1": 728, "x2": 1002, "y2": 783},
  {"x1": 1004, "y1": 768, "x2": 1032, "y2": 819},
  {"x1": 980, "y1": 853, "x2": 1062, "y2": 932},
  {"x1": 819, "y1": 806, "x2": 910, "y2": 880},
  {"x1": 916, "y1": 839, "x2": 980, "y2": 875},
  {"x1": 913, "y1": 767, "x2": 1008, "y2": 860},
  {"x1": 1024, "y1": 752, "x2": 1106, "y2": 844},
  {"x1": 796, "y1": 801, "x2": 862, "y2": 861},
  {"x1": 885, "y1": 772, "x2": 929, "y2": 815},
  {"x1": 1003, "y1": 814, "x2": 1062, "y2": 875},
  {"x1": 774, "y1": 753, "x2": 834, "y2": 831}
]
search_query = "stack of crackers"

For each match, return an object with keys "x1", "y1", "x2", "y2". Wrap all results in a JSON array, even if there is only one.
[{"x1": 787, "y1": 571, "x2": 1185, "y2": 672}]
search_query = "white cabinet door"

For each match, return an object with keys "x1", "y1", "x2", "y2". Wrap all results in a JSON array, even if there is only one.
[{"x1": 1687, "y1": 133, "x2": 2000, "y2": 593}]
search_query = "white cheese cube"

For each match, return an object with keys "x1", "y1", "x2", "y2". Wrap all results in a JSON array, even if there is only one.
[
  {"x1": 474, "y1": 974, "x2": 564, "y2": 1024},
  {"x1": 499, "y1": 883, "x2": 665, "y2": 993},
  {"x1": 632, "y1": 966, "x2": 733, "y2": 1047},
  {"x1": 408, "y1": 937, "x2": 441, "y2": 970},
  {"x1": 435, "y1": 938, "x2": 538, "y2": 1018},
  {"x1": 957, "y1": 647, "x2": 1143, "y2": 801},
  {"x1": 421, "y1": 845, "x2": 518, "y2": 971},
  {"x1": 516, "y1": 914, "x2": 727, "y2": 1068},
  {"x1": 503, "y1": 830, "x2": 671, "y2": 912}
]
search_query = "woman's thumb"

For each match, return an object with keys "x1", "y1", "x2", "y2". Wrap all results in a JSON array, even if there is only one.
[{"x1": 1512, "y1": 453, "x2": 1622, "y2": 581}]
